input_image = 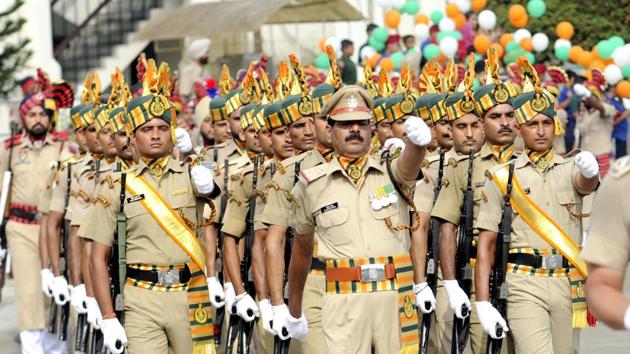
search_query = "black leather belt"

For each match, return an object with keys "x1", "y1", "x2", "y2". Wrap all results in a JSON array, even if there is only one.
[
  {"x1": 310, "y1": 258, "x2": 326, "y2": 271},
  {"x1": 10, "y1": 208, "x2": 39, "y2": 222},
  {"x1": 508, "y1": 253, "x2": 569, "y2": 270},
  {"x1": 126, "y1": 265, "x2": 191, "y2": 286}
]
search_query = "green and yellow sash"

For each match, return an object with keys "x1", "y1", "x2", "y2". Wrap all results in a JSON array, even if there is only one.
[
  {"x1": 125, "y1": 173, "x2": 216, "y2": 353},
  {"x1": 491, "y1": 166, "x2": 589, "y2": 328}
]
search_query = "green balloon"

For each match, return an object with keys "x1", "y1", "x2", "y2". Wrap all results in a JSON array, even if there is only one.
[
  {"x1": 391, "y1": 51, "x2": 405, "y2": 69},
  {"x1": 473, "y1": 78, "x2": 480, "y2": 91},
  {"x1": 554, "y1": 45, "x2": 570, "y2": 61},
  {"x1": 369, "y1": 36, "x2": 386, "y2": 51},
  {"x1": 423, "y1": 44, "x2": 440, "y2": 60},
  {"x1": 506, "y1": 41, "x2": 520, "y2": 52},
  {"x1": 465, "y1": 53, "x2": 482, "y2": 66},
  {"x1": 430, "y1": 10, "x2": 443, "y2": 24},
  {"x1": 504, "y1": 49, "x2": 525, "y2": 64},
  {"x1": 438, "y1": 31, "x2": 463, "y2": 42},
  {"x1": 402, "y1": 0, "x2": 420, "y2": 15},
  {"x1": 597, "y1": 40, "x2": 615, "y2": 59},
  {"x1": 609, "y1": 36, "x2": 625, "y2": 49},
  {"x1": 527, "y1": 0, "x2": 546, "y2": 18},
  {"x1": 372, "y1": 28, "x2": 389, "y2": 43},
  {"x1": 622, "y1": 65, "x2": 630, "y2": 79},
  {"x1": 525, "y1": 52, "x2": 536, "y2": 64},
  {"x1": 315, "y1": 54, "x2": 330, "y2": 70}
]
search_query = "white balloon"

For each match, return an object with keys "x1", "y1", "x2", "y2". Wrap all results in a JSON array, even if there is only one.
[
  {"x1": 414, "y1": 24, "x2": 430, "y2": 40},
  {"x1": 376, "y1": 0, "x2": 391, "y2": 8},
  {"x1": 554, "y1": 39, "x2": 571, "y2": 50},
  {"x1": 439, "y1": 18, "x2": 456, "y2": 32},
  {"x1": 604, "y1": 64, "x2": 623, "y2": 85},
  {"x1": 325, "y1": 37, "x2": 341, "y2": 56},
  {"x1": 440, "y1": 37, "x2": 459, "y2": 58},
  {"x1": 478, "y1": 10, "x2": 496, "y2": 31},
  {"x1": 454, "y1": 0, "x2": 471, "y2": 13},
  {"x1": 532, "y1": 33, "x2": 549, "y2": 53},
  {"x1": 360, "y1": 46, "x2": 377, "y2": 61},
  {"x1": 513, "y1": 29, "x2": 532, "y2": 44},
  {"x1": 611, "y1": 46, "x2": 630, "y2": 67},
  {"x1": 391, "y1": 0, "x2": 406, "y2": 9}
]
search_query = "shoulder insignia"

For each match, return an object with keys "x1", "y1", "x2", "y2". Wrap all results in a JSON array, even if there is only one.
[
  {"x1": 298, "y1": 164, "x2": 330, "y2": 185},
  {"x1": 266, "y1": 181, "x2": 281, "y2": 191},
  {"x1": 442, "y1": 178, "x2": 449, "y2": 188},
  {"x1": 230, "y1": 173, "x2": 243, "y2": 182},
  {"x1": 610, "y1": 156, "x2": 630, "y2": 178},
  {"x1": 4, "y1": 134, "x2": 23, "y2": 149},
  {"x1": 277, "y1": 163, "x2": 287, "y2": 175},
  {"x1": 421, "y1": 159, "x2": 429, "y2": 168},
  {"x1": 95, "y1": 195, "x2": 111, "y2": 208},
  {"x1": 448, "y1": 158, "x2": 458, "y2": 167},
  {"x1": 227, "y1": 191, "x2": 243, "y2": 206},
  {"x1": 481, "y1": 190, "x2": 488, "y2": 204}
]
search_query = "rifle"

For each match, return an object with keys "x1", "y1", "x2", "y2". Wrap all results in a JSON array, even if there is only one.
[
  {"x1": 0, "y1": 121, "x2": 18, "y2": 301},
  {"x1": 486, "y1": 163, "x2": 514, "y2": 354},
  {"x1": 115, "y1": 167, "x2": 128, "y2": 352},
  {"x1": 419, "y1": 149, "x2": 446, "y2": 353},
  {"x1": 217, "y1": 156, "x2": 230, "y2": 346},
  {"x1": 451, "y1": 150, "x2": 475, "y2": 354},
  {"x1": 274, "y1": 161, "x2": 300, "y2": 354},
  {"x1": 57, "y1": 159, "x2": 72, "y2": 341}
]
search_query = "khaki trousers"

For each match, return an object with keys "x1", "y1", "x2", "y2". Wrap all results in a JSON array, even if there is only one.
[{"x1": 300, "y1": 272, "x2": 325, "y2": 354}]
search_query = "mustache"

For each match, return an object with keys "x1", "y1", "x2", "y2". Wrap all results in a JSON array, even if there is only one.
[
  {"x1": 345, "y1": 133, "x2": 364, "y2": 142},
  {"x1": 498, "y1": 127, "x2": 513, "y2": 134}
]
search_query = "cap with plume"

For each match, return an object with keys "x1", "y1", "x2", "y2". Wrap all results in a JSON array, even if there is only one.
[
  {"x1": 386, "y1": 62, "x2": 418, "y2": 122},
  {"x1": 282, "y1": 53, "x2": 313, "y2": 121},
  {"x1": 108, "y1": 68, "x2": 133, "y2": 134},
  {"x1": 416, "y1": 61, "x2": 447, "y2": 123},
  {"x1": 19, "y1": 67, "x2": 74, "y2": 127},
  {"x1": 474, "y1": 47, "x2": 520, "y2": 117},
  {"x1": 311, "y1": 45, "x2": 343, "y2": 115},
  {"x1": 363, "y1": 61, "x2": 378, "y2": 98},
  {"x1": 372, "y1": 68, "x2": 394, "y2": 123}
]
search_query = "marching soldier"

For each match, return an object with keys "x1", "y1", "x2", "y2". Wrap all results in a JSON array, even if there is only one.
[
  {"x1": 285, "y1": 85, "x2": 432, "y2": 353},
  {"x1": 474, "y1": 57, "x2": 599, "y2": 353}
]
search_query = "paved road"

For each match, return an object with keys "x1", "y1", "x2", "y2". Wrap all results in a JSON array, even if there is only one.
[{"x1": 1, "y1": 274, "x2": 629, "y2": 353}]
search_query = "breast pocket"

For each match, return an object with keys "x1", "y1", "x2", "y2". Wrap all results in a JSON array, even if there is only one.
[
  {"x1": 315, "y1": 206, "x2": 350, "y2": 246},
  {"x1": 556, "y1": 189, "x2": 581, "y2": 225},
  {"x1": 369, "y1": 202, "x2": 403, "y2": 239}
]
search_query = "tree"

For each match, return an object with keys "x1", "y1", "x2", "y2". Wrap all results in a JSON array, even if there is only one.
[{"x1": 0, "y1": 0, "x2": 32, "y2": 98}]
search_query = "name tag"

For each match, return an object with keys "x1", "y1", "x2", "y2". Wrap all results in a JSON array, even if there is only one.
[
  {"x1": 320, "y1": 202, "x2": 338, "y2": 214},
  {"x1": 127, "y1": 194, "x2": 145, "y2": 203},
  {"x1": 475, "y1": 181, "x2": 485, "y2": 188}
]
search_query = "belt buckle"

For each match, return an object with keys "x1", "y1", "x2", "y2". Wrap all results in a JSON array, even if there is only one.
[
  {"x1": 157, "y1": 269, "x2": 180, "y2": 286},
  {"x1": 360, "y1": 264, "x2": 385, "y2": 282},
  {"x1": 541, "y1": 254, "x2": 563, "y2": 270}
]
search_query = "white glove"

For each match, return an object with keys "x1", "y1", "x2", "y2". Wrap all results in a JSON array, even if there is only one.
[
  {"x1": 404, "y1": 116, "x2": 432, "y2": 147},
  {"x1": 623, "y1": 98, "x2": 630, "y2": 110},
  {"x1": 573, "y1": 84, "x2": 591, "y2": 98},
  {"x1": 383, "y1": 137, "x2": 406, "y2": 153},
  {"x1": 234, "y1": 292, "x2": 259, "y2": 322},
  {"x1": 258, "y1": 299, "x2": 276, "y2": 335},
  {"x1": 190, "y1": 165, "x2": 215, "y2": 195},
  {"x1": 51, "y1": 276, "x2": 70, "y2": 305},
  {"x1": 575, "y1": 151, "x2": 599, "y2": 179},
  {"x1": 40, "y1": 268, "x2": 54, "y2": 298},
  {"x1": 174, "y1": 127, "x2": 193, "y2": 153},
  {"x1": 70, "y1": 284, "x2": 88, "y2": 314},
  {"x1": 86, "y1": 296, "x2": 103, "y2": 329},
  {"x1": 286, "y1": 312, "x2": 308, "y2": 342},
  {"x1": 443, "y1": 280, "x2": 471, "y2": 319},
  {"x1": 101, "y1": 318, "x2": 127, "y2": 354},
  {"x1": 624, "y1": 305, "x2": 630, "y2": 331},
  {"x1": 475, "y1": 301, "x2": 509, "y2": 339},
  {"x1": 207, "y1": 277, "x2": 225, "y2": 308},
  {"x1": 414, "y1": 282, "x2": 437, "y2": 314},
  {"x1": 272, "y1": 304, "x2": 290, "y2": 340},
  {"x1": 224, "y1": 282, "x2": 236, "y2": 315}
]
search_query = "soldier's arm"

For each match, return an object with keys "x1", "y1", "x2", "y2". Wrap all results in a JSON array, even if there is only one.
[
  {"x1": 38, "y1": 214, "x2": 49, "y2": 269},
  {"x1": 68, "y1": 226, "x2": 83, "y2": 284},
  {"x1": 573, "y1": 164, "x2": 599, "y2": 194},
  {"x1": 266, "y1": 224, "x2": 288, "y2": 305},
  {"x1": 221, "y1": 175, "x2": 249, "y2": 295},
  {"x1": 585, "y1": 264, "x2": 628, "y2": 330},
  {"x1": 396, "y1": 138, "x2": 427, "y2": 182},
  {"x1": 410, "y1": 212, "x2": 430, "y2": 283},
  {"x1": 252, "y1": 229, "x2": 268, "y2": 300},
  {"x1": 46, "y1": 211, "x2": 65, "y2": 275},
  {"x1": 433, "y1": 166, "x2": 461, "y2": 280}
]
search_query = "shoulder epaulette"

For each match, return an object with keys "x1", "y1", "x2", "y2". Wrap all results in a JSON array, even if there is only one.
[
  {"x1": 298, "y1": 163, "x2": 331, "y2": 185},
  {"x1": 230, "y1": 172, "x2": 243, "y2": 182},
  {"x1": 610, "y1": 156, "x2": 630, "y2": 178},
  {"x1": 4, "y1": 134, "x2": 23, "y2": 149},
  {"x1": 563, "y1": 149, "x2": 581, "y2": 159},
  {"x1": 281, "y1": 150, "x2": 311, "y2": 169}
]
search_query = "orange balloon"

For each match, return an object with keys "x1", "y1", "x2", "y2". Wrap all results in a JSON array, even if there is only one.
[
  {"x1": 569, "y1": 46, "x2": 583, "y2": 62},
  {"x1": 511, "y1": 13, "x2": 528, "y2": 28},
  {"x1": 472, "y1": 0, "x2": 487, "y2": 12},
  {"x1": 473, "y1": 34, "x2": 491, "y2": 53},
  {"x1": 590, "y1": 59, "x2": 605, "y2": 70},
  {"x1": 454, "y1": 13, "x2": 466, "y2": 29},
  {"x1": 415, "y1": 14, "x2": 429, "y2": 25},
  {"x1": 380, "y1": 57, "x2": 394, "y2": 73},
  {"x1": 368, "y1": 53, "x2": 382, "y2": 69},
  {"x1": 319, "y1": 36, "x2": 329, "y2": 53},
  {"x1": 490, "y1": 43, "x2": 504, "y2": 59},
  {"x1": 556, "y1": 22, "x2": 574, "y2": 40},
  {"x1": 583, "y1": 70, "x2": 592, "y2": 81},
  {"x1": 508, "y1": 4, "x2": 526, "y2": 21},
  {"x1": 590, "y1": 46, "x2": 602, "y2": 61},
  {"x1": 578, "y1": 51, "x2": 594, "y2": 68},
  {"x1": 385, "y1": 10, "x2": 401, "y2": 29},
  {"x1": 617, "y1": 80, "x2": 630, "y2": 98},
  {"x1": 446, "y1": 3, "x2": 460, "y2": 18},
  {"x1": 500, "y1": 33, "x2": 513, "y2": 47},
  {"x1": 520, "y1": 38, "x2": 533, "y2": 52}
]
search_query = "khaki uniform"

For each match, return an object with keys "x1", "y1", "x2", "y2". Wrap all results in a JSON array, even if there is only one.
[
  {"x1": 430, "y1": 144, "x2": 516, "y2": 354},
  {"x1": 581, "y1": 156, "x2": 630, "y2": 270},
  {"x1": 80, "y1": 157, "x2": 210, "y2": 353},
  {"x1": 290, "y1": 155, "x2": 416, "y2": 354},
  {"x1": 476, "y1": 152, "x2": 591, "y2": 354},
  {"x1": 69, "y1": 156, "x2": 113, "y2": 227},
  {"x1": 0, "y1": 135, "x2": 71, "y2": 331},
  {"x1": 202, "y1": 140, "x2": 247, "y2": 220},
  {"x1": 261, "y1": 150, "x2": 329, "y2": 354}
]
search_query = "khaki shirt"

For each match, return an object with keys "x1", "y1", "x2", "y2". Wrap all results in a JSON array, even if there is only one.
[
  {"x1": 49, "y1": 153, "x2": 88, "y2": 216},
  {"x1": 576, "y1": 103, "x2": 616, "y2": 156},
  {"x1": 431, "y1": 144, "x2": 517, "y2": 230},
  {"x1": 80, "y1": 157, "x2": 205, "y2": 265},
  {"x1": 414, "y1": 148, "x2": 457, "y2": 214},
  {"x1": 476, "y1": 152, "x2": 591, "y2": 249},
  {"x1": 203, "y1": 140, "x2": 248, "y2": 221},
  {"x1": 260, "y1": 150, "x2": 327, "y2": 228},
  {"x1": 70, "y1": 158, "x2": 114, "y2": 227},
  {"x1": 581, "y1": 156, "x2": 630, "y2": 271},
  {"x1": 290, "y1": 155, "x2": 415, "y2": 260}
]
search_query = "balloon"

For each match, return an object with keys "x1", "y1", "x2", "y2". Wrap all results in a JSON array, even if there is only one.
[
  {"x1": 506, "y1": 41, "x2": 521, "y2": 52},
  {"x1": 556, "y1": 22, "x2": 574, "y2": 40},
  {"x1": 473, "y1": 34, "x2": 491, "y2": 53},
  {"x1": 597, "y1": 40, "x2": 615, "y2": 60},
  {"x1": 508, "y1": 4, "x2": 526, "y2": 21},
  {"x1": 437, "y1": 31, "x2": 462, "y2": 42},
  {"x1": 439, "y1": 36, "x2": 459, "y2": 58},
  {"x1": 454, "y1": 0, "x2": 471, "y2": 13},
  {"x1": 511, "y1": 13, "x2": 528, "y2": 28},
  {"x1": 391, "y1": 0, "x2": 406, "y2": 9},
  {"x1": 423, "y1": 43, "x2": 441, "y2": 60},
  {"x1": 527, "y1": 0, "x2": 546, "y2": 18},
  {"x1": 604, "y1": 64, "x2": 623, "y2": 85},
  {"x1": 500, "y1": 33, "x2": 514, "y2": 47},
  {"x1": 525, "y1": 52, "x2": 535, "y2": 64},
  {"x1": 315, "y1": 54, "x2": 330, "y2": 70},
  {"x1": 532, "y1": 33, "x2": 549, "y2": 52},
  {"x1": 569, "y1": 46, "x2": 583, "y2": 62},
  {"x1": 360, "y1": 46, "x2": 377, "y2": 61},
  {"x1": 372, "y1": 28, "x2": 389, "y2": 43},
  {"x1": 617, "y1": 80, "x2": 630, "y2": 98},
  {"x1": 454, "y1": 13, "x2": 466, "y2": 29},
  {"x1": 520, "y1": 38, "x2": 533, "y2": 52},
  {"x1": 465, "y1": 53, "x2": 481, "y2": 66},
  {"x1": 490, "y1": 43, "x2": 504, "y2": 58},
  {"x1": 446, "y1": 3, "x2": 459, "y2": 18},
  {"x1": 385, "y1": 10, "x2": 401, "y2": 29},
  {"x1": 578, "y1": 51, "x2": 593, "y2": 68},
  {"x1": 590, "y1": 59, "x2": 605, "y2": 71},
  {"x1": 472, "y1": 0, "x2": 487, "y2": 12},
  {"x1": 622, "y1": 65, "x2": 630, "y2": 79},
  {"x1": 368, "y1": 53, "x2": 382, "y2": 69},
  {"x1": 609, "y1": 36, "x2": 625, "y2": 50},
  {"x1": 473, "y1": 78, "x2": 480, "y2": 91},
  {"x1": 415, "y1": 14, "x2": 429, "y2": 24},
  {"x1": 380, "y1": 58, "x2": 394, "y2": 72},
  {"x1": 319, "y1": 36, "x2": 329, "y2": 52},
  {"x1": 325, "y1": 36, "x2": 341, "y2": 55},
  {"x1": 439, "y1": 17, "x2": 456, "y2": 32},
  {"x1": 513, "y1": 29, "x2": 531, "y2": 44},
  {"x1": 430, "y1": 10, "x2": 444, "y2": 24},
  {"x1": 376, "y1": 0, "x2": 391, "y2": 8},
  {"x1": 369, "y1": 36, "x2": 386, "y2": 51},
  {"x1": 478, "y1": 10, "x2": 495, "y2": 30},
  {"x1": 554, "y1": 46, "x2": 570, "y2": 61},
  {"x1": 391, "y1": 51, "x2": 405, "y2": 69},
  {"x1": 414, "y1": 24, "x2": 430, "y2": 39},
  {"x1": 612, "y1": 46, "x2": 630, "y2": 67},
  {"x1": 401, "y1": 0, "x2": 420, "y2": 15},
  {"x1": 554, "y1": 39, "x2": 571, "y2": 49}
]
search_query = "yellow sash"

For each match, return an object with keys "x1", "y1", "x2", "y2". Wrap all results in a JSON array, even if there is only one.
[{"x1": 125, "y1": 173, "x2": 216, "y2": 352}]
